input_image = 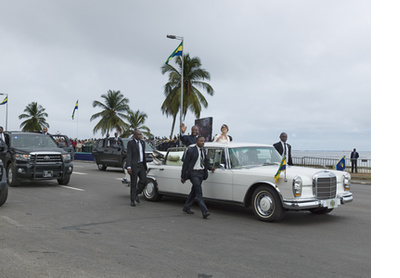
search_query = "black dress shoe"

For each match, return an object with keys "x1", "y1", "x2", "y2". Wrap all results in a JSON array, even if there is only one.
[
  {"x1": 203, "y1": 212, "x2": 210, "y2": 219},
  {"x1": 130, "y1": 202, "x2": 136, "y2": 207},
  {"x1": 135, "y1": 196, "x2": 140, "y2": 203},
  {"x1": 183, "y1": 208, "x2": 194, "y2": 214}
]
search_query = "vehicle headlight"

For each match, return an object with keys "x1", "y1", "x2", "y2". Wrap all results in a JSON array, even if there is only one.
[
  {"x1": 343, "y1": 172, "x2": 351, "y2": 191},
  {"x1": 62, "y1": 154, "x2": 72, "y2": 162},
  {"x1": 15, "y1": 153, "x2": 30, "y2": 161},
  {"x1": 292, "y1": 175, "x2": 302, "y2": 197}
]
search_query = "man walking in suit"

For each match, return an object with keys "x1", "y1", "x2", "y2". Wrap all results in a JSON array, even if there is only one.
[
  {"x1": 273, "y1": 132, "x2": 293, "y2": 165},
  {"x1": 126, "y1": 129, "x2": 148, "y2": 207},
  {"x1": 181, "y1": 136, "x2": 214, "y2": 219},
  {"x1": 351, "y1": 148, "x2": 359, "y2": 173}
]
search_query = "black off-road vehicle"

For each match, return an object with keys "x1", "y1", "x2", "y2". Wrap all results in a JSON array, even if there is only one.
[
  {"x1": 92, "y1": 137, "x2": 153, "y2": 171},
  {"x1": 0, "y1": 132, "x2": 74, "y2": 186}
]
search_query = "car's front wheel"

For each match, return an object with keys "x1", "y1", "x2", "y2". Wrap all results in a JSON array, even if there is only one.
[
  {"x1": 57, "y1": 175, "x2": 71, "y2": 185},
  {"x1": 0, "y1": 184, "x2": 8, "y2": 206},
  {"x1": 7, "y1": 164, "x2": 18, "y2": 187},
  {"x1": 143, "y1": 179, "x2": 162, "y2": 201},
  {"x1": 251, "y1": 185, "x2": 284, "y2": 222}
]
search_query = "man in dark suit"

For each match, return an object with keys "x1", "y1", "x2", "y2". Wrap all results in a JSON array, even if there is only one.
[
  {"x1": 126, "y1": 129, "x2": 148, "y2": 207},
  {"x1": 181, "y1": 136, "x2": 214, "y2": 219},
  {"x1": 180, "y1": 123, "x2": 199, "y2": 146},
  {"x1": 273, "y1": 132, "x2": 293, "y2": 165},
  {"x1": 350, "y1": 148, "x2": 359, "y2": 173}
]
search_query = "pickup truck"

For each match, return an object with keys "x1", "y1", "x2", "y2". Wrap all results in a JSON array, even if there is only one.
[{"x1": 0, "y1": 132, "x2": 73, "y2": 186}]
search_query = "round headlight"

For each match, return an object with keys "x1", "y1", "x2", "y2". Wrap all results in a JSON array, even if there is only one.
[
  {"x1": 343, "y1": 172, "x2": 351, "y2": 190},
  {"x1": 292, "y1": 175, "x2": 303, "y2": 197}
]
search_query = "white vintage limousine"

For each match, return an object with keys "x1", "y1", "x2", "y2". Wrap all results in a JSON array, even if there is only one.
[{"x1": 136, "y1": 142, "x2": 353, "y2": 222}]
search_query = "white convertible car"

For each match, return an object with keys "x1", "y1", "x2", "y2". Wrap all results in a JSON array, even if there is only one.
[{"x1": 130, "y1": 142, "x2": 353, "y2": 222}]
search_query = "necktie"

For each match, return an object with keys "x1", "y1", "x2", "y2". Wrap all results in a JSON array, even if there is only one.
[
  {"x1": 200, "y1": 149, "x2": 205, "y2": 169},
  {"x1": 284, "y1": 143, "x2": 287, "y2": 156},
  {"x1": 137, "y1": 140, "x2": 142, "y2": 162}
]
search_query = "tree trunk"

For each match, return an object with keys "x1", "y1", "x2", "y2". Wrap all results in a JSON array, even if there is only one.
[{"x1": 169, "y1": 115, "x2": 177, "y2": 139}]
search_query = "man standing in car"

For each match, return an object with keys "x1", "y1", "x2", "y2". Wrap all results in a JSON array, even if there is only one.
[
  {"x1": 273, "y1": 132, "x2": 293, "y2": 165},
  {"x1": 126, "y1": 129, "x2": 148, "y2": 207}
]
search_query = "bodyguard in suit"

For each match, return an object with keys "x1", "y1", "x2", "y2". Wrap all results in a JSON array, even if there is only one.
[
  {"x1": 126, "y1": 129, "x2": 148, "y2": 207},
  {"x1": 181, "y1": 136, "x2": 214, "y2": 219},
  {"x1": 273, "y1": 132, "x2": 293, "y2": 165}
]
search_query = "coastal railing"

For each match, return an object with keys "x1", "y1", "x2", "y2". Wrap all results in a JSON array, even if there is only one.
[{"x1": 292, "y1": 156, "x2": 371, "y2": 174}]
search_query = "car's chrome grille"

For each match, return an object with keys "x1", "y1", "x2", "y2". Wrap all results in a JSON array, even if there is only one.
[
  {"x1": 31, "y1": 154, "x2": 62, "y2": 164},
  {"x1": 313, "y1": 171, "x2": 337, "y2": 200}
]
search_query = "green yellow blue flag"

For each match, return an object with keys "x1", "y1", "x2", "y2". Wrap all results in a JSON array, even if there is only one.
[
  {"x1": 274, "y1": 156, "x2": 287, "y2": 183},
  {"x1": 72, "y1": 100, "x2": 78, "y2": 119},
  {"x1": 335, "y1": 156, "x2": 346, "y2": 171},
  {"x1": 165, "y1": 42, "x2": 183, "y2": 64},
  {"x1": 0, "y1": 96, "x2": 7, "y2": 105}
]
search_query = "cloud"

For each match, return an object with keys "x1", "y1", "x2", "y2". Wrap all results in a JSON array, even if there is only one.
[{"x1": 0, "y1": 0, "x2": 370, "y2": 151}]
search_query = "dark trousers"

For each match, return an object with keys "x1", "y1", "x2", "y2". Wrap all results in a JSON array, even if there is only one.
[
  {"x1": 351, "y1": 160, "x2": 358, "y2": 173},
  {"x1": 183, "y1": 170, "x2": 208, "y2": 214},
  {"x1": 130, "y1": 163, "x2": 147, "y2": 202}
]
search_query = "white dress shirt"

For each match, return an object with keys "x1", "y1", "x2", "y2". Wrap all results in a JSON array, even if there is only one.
[{"x1": 193, "y1": 146, "x2": 205, "y2": 170}]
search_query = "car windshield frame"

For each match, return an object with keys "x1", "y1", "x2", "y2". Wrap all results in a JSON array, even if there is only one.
[{"x1": 10, "y1": 134, "x2": 59, "y2": 148}]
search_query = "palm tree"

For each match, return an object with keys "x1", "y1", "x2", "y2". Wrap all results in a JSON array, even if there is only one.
[
  {"x1": 161, "y1": 54, "x2": 214, "y2": 138},
  {"x1": 18, "y1": 102, "x2": 49, "y2": 132},
  {"x1": 122, "y1": 110, "x2": 152, "y2": 138},
  {"x1": 90, "y1": 90, "x2": 130, "y2": 136}
]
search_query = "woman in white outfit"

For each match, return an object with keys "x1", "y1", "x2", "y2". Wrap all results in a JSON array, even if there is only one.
[{"x1": 213, "y1": 124, "x2": 231, "y2": 143}]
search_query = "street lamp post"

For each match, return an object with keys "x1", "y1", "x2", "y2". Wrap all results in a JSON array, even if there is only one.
[
  {"x1": 166, "y1": 34, "x2": 184, "y2": 144},
  {"x1": 0, "y1": 93, "x2": 8, "y2": 131}
]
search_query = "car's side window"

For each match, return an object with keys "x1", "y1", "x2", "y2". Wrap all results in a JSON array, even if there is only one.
[
  {"x1": 97, "y1": 139, "x2": 105, "y2": 148},
  {"x1": 207, "y1": 148, "x2": 225, "y2": 169}
]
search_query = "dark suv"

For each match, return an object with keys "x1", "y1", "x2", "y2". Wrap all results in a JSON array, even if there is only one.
[
  {"x1": 92, "y1": 137, "x2": 153, "y2": 171},
  {"x1": 0, "y1": 132, "x2": 74, "y2": 186}
]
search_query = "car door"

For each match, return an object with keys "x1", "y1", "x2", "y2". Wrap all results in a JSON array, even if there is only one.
[
  {"x1": 202, "y1": 147, "x2": 234, "y2": 201},
  {"x1": 51, "y1": 135, "x2": 75, "y2": 156},
  {"x1": 92, "y1": 139, "x2": 106, "y2": 163},
  {"x1": 150, "y1": 149, "x2": 189, "y2": 195}
]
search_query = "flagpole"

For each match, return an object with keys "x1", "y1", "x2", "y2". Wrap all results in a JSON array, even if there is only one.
[
  {"x1": 76, "y1": 100, "x2": 79, "y2": 139},
  {"x1": 76, "y1": 107, "x2": 79, "y2": 139},
  {"x1": 0, "y1": 93, "x2": 8, "y2": 130},
  {"x1": 166, "y1": 35, "x2": 184, "y2": 145}
]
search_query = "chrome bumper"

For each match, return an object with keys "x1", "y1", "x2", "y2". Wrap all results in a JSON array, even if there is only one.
[{"x1": 283, "y1": 192, "x2": 353, "y2": 210}]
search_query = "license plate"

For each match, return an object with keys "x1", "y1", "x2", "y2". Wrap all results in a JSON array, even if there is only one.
[
  {"x1": 324, "y1": 199, "x2": 338, "y2": 209},
  {"x1": 43, "y1": 170, "x2": 53, "y2": 178}
]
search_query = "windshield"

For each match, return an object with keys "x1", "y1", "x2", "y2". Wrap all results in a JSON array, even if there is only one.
[
  {"x1": 10, "y1": 134, "x2": 58, "y2": 148},
  {"x1": 121, "y1": 139, "x2": 153, "y2": 151},
  {"x1": 228, "y1": 146, "x2": 282, "y2": 168}
]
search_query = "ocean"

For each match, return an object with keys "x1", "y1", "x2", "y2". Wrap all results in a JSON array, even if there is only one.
[{"x1": 292, "y1": 150, "x2": 371, "y2": 160}]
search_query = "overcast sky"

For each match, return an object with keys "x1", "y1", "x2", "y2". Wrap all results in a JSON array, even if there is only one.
[{"x1": 0, "y1": 0, "x2": 370, "y2": 151}]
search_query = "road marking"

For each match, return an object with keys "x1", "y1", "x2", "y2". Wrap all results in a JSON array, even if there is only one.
[
  {"x1": 72, "y1": 172, "x2": 87, "y2": 175},
  {"x1": 1, "y1": 216, "x2": 23, "y2": 227},
  {"x1": 60, "y1": 186, "x2": 85, "y2": 192}
]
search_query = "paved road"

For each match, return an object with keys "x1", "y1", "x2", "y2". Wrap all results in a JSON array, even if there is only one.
[{"x1": 0, "y1": 161, "x2": 371, "y2": 278}]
